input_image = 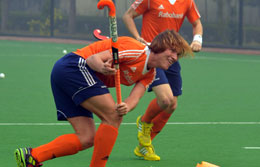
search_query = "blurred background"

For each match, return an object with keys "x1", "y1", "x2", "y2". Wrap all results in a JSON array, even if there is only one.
[{"x1": 0, "y1": 0, "x2": 260, "y2": 49}]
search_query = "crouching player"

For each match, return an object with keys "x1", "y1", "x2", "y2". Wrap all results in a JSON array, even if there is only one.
[{"x1": 14, "y1": 29, "x2": 192, "y2": 167}]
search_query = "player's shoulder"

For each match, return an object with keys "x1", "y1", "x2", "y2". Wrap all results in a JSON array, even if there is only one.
[
  {"x1": 118, "y1": 36, "x2": 135, "y2": 41},
  {"x1": 174, "y1": 0, "x2": 193, "y2": 6},
  {"x1": 118, "y1": 36, "x2": 146, "y2": 48}
]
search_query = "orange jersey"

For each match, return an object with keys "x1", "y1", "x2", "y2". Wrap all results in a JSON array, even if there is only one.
[
  {"x1": 132, "y1": 0, "x2": 201, "y2": 42},
  {"x1": 73, "y1": 37, "x2": 155, "y2": 88}
]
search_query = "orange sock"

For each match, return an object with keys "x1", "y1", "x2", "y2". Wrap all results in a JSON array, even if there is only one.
[
  {"x1": 90, "y1": 124, "x2": 118, "y2": 167},
  {"x1": 141, "y1": 98, "x2": 163, "y2": 123},
  {"x1": 151, "y1": 111, "x2": 172, "y2": 140},
  {"x1": 31, "y1": 133, "x2": 82, "y2": 162}
]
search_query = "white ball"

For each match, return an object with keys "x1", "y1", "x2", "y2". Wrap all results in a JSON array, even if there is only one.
[
  {"x1": 63, "y1": 50, "x2": 68, "y2": 54},
  {"x1": 0, "y1": 73, "x2": 5, "y2": 79}
]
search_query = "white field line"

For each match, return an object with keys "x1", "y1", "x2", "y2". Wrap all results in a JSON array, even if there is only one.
[
  {"x1": 1, "y1": 122, "x2": 260, "y2": 126},
  {"x1": 195, "y1": 56, "x2": 260, "y2": 63},
  {"x1": 243, "y1": 147, "x2": 260, "y2": 150},
  {"x1": 2, "y1": 122, "x2": 260, "y2": 151}
]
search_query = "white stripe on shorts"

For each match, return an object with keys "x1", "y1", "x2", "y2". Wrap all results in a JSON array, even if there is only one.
[
  {"x1": 82, "y1": 58, "x2": 96, "y2": 85},
  {"x1": 57, "y1": 110, "x2": 67, "y2": 119},
  {"x1": 78, "y1": 57, "x2": 96, "y2": 86}
]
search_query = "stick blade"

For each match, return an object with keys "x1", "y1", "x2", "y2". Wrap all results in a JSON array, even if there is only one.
[{"x1": 93, "y1": 29, "x2": 109, "y2": 40}]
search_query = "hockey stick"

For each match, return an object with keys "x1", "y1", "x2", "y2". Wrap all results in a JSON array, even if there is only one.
[
  {"x1": 97, "y1": 0, "x2": 122, "y2": 104},
  {"x1": 93, "y1": 29, "x2": 109, "y2": 40}
]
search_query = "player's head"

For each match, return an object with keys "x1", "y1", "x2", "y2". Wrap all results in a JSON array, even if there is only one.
[{"x1": 149, "y1": 29, "x2": 193, "y2": 58}]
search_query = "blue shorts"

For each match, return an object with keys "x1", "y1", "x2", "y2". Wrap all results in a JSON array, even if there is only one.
[
  {"x1": 50, "y1": 53, "x2": 110, "y2": 121},
  {"x1": 148, "y1": 61, "x2": 182, "y2": 96}
]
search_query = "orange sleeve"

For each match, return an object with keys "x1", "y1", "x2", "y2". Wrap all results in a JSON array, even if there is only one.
[
  {"x1": 139, "y1": 69, "x2": 155, "y2": 89},
  {"x1": 186, "y1": 0, "x2": 201, "y2": 23},
  {"x1": 73, "y1": 39, "x2": 111, "y2": 59},
  {"x1": 131, "y1": 0, "x2": 149, "y2": 15}
]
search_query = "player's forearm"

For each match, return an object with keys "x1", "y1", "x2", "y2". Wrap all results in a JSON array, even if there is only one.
[
  {"x1": 124, "y1": 83, "x2": 145, "y2": 111},
  {"x1": 191, "y1": 19, "x2": 203, "y2": 48},
  {"x1": 193, "y1": 22, "x2": 203, "y2": 36},
  {"x1": 123, "y1": 13, "x2": 140, "y2": 39},
  {"x1": 86, "y1": 50, "x2": 111, "y2": 73},
  {"x1": 86, "y1": 56, "x2": 105, "y2": 72}
]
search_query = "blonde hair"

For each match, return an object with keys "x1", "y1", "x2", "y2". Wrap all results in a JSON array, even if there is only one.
[{"x1": 149, "y1": 29, "x2": 193, "y2": 58}]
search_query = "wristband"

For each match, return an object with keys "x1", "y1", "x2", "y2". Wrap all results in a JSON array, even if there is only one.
[{"x1": 193, "y1": 34, "x2": 203, "y2": 45}]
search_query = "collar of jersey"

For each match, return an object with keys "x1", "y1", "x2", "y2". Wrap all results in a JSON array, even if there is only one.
[{"x1": 142, "y1": 46, "x2": 150, "y2": 75}]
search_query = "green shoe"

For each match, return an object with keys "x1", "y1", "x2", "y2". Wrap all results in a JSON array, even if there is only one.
[{"x1": 14, "y1": 147, "x2": 42, "y2": 167}]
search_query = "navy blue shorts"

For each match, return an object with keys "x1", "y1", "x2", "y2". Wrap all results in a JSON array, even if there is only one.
[
  {"x1": 50, "y1": 53, "x2": 110, "y2": 121},
  {"x1": 148, "y1": 61, "x2": 182, "y2": 96}
]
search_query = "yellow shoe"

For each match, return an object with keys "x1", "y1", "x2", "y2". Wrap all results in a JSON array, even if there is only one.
[
  {"x1": 136, "y1": 115, "x2": 153, "y2": 146},
  {"x1": 134, "y1": 145, "x2": 160, "y2": 161}
]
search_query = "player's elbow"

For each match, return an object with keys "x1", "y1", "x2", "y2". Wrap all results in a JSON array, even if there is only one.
[
  {"x1": 122, "y1": 12, "x2": 130, "y2": 23},
  {"x1": 123, "y1": 9, "x2": 136, "y2": 22}
]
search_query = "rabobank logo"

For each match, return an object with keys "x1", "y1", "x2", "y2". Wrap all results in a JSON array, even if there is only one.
[{"x1": 158, "y1": 11, "x2": 183, "y2": 19}]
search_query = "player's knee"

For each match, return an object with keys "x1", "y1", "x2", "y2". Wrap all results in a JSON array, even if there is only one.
[
  {"x1": 107, "y1": 113, "x2": 123, "y2": 128},
  {"x1": 166, "y1": 96, "x2": 178, "y2": 113},
  {"x1": 76, "y1": 133, "x2": 95, "y2": 150},
  {"x1": 100, "y1": 110, "x2": 122, "y2": 128},
  {"x1": 169, "y1": 101, "x2": 177, "y2": 112},
  {"x1": 157, "y1": 96, "x2": 174, "y2": 109},
  {"x1": 81, "y1": 136, "x2": 94, "y2": 150}
]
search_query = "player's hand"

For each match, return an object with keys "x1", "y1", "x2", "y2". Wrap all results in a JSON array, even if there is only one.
[
  {"x1": 190, "y1": 41, "x2": 202, "y2": 52},
  {"x1": 101, "y1": 59, "x2": 116, "y2": 75},
  {"x1": 136, "y1": 37, "x2": 148, "y2": 45},
  {"x1": 115, "y1": 102, "x2": 129, "y2": 116}
]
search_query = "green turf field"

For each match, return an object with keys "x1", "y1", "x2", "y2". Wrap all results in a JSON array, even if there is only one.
[{"x1": 0, "y1": 40, "x2": 260, "y2": 167}]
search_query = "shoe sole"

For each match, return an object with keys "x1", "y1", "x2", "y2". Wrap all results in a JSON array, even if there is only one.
[
  {"x1": 134, "y1": 147, "x2": 160, "y2": 161},
  {"x1": 134, "y1": 148, "x2": 144, "y2": 158},
  {"x1": 14, "y1": 148, "x2": 26, "y2": 167},
  {"x1": 144, "y1": 157, "x2": 160, "y2": 161}
]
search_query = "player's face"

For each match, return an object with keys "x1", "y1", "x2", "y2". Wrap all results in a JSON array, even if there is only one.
[{"x1": 157, "y1": 49, "x2": 178, "y2": 70}]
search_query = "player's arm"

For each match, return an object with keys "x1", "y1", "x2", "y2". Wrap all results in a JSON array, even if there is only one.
[
  {"x1": 123, "y1": 7, "x2": 147, "y2": 44},
  {"x1": 125, "y1": 82, "x2": 146, "y2": 111},
  {"x1": 116, "y1": 82, "x2": 146, "y2": 116},
  {"x1": 191, "y1": 19, "x2": 203, "y2": 52},
  {"x1": 86, "y1": 50, "x2": 116, "y2": 75}
]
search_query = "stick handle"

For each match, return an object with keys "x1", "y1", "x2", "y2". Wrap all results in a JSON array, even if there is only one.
[
  {"x1": 115, "y1": 66, "x2": 122, "y2": 104},
  {"x1": 97, "y1": 0, "x2": 121, "y2": 104}
]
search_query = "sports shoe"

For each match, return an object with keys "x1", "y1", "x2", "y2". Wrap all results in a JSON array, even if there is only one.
[
  {"x1": 134, "y1": 145, "x2": 160, "y2": 161},
  {"x1": 136, "y1": 115, "x2": 153, "y2": 146},
  {"x1": 14, "y1": 147, "x2": 42, "y2": 167}
]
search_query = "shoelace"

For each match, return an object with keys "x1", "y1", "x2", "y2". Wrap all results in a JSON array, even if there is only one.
[
  {"x1": 143, "y1": 124, "x2": 153, "y2": 136},
  {"x1": 144, "y1": 145, "x2": 155, "y2": 154}
]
